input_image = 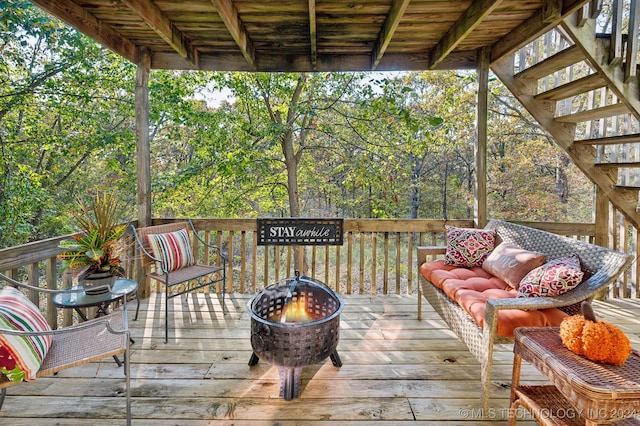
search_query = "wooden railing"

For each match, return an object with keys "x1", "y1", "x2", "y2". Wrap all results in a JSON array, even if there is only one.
[
  {"x1": 155, "y1": 218, "x2": 476, "y2": 296},
  {"x1": 1, "y1": 218, "x2": 637, "y2": 328}
]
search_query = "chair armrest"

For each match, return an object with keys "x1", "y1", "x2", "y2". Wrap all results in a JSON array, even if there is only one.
[
  {"x1": 483, "y1": 267, "x2": 625, "y2": 335},
  {"x1": 0, "y1": 308, "x2": 129, "y2": 338},
  {"x1": 417, "y1": 246, "x2": 446, "y2": 265},
  {"x1": 129, "y1": 224, "x2": 162, "y2": 264}
]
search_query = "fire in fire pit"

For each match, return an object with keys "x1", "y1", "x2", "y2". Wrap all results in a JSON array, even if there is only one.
[{"x1": 247, "y1": 272, "x2": 344, "y2": 400}]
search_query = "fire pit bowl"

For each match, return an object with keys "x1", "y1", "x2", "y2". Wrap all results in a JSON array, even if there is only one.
[{"x1": 247, "y1": 273, "x2": 344, "y2": 400}]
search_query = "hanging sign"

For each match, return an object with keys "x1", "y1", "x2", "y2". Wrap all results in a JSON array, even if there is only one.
[{"x1": 257, "y1": 218, "x2": 344, "y2": 246}]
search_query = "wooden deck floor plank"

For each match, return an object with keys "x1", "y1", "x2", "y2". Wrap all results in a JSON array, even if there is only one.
[
  {"x1": 0, "y1": 422, "x2": 540, "y2": 426},
  {"x1": 0, "y1": 294, "x2": 638, "y2": 424}
]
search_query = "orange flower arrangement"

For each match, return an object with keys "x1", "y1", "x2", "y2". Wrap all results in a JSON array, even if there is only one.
[{"x1": 559, "y1": 301, "x2": 632, "y2": 366}]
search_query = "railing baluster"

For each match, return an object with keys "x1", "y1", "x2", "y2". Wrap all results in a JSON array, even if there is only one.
[
  {"x1": 395, "y1": 233, "x2": 401, "y2": 294},
  {"x1": 407, "y1": 232, "x2": 414, "y2": 294},
  {"x1": 359, "y1": 233, "x2": 365, "y2": 293},
  {"x1": 335, "y1": 245, "x2": 341, "y2": 292},
  {"x1": 240, "y1": 231, "x2": 246, "y2": 293},
  {"x1": 262, "y1": 244, "x2": 269, "y2": 289},
  {"x1": 311, "y1": 245, "x2": 317, "y2": 278},
  {"x1": 46, "y1": 257, "x2": 57, "y2": 328},
  {"x1": 371, "y1": 232, "x2": 377, "y2": 294},
  {"x1": 625, "y1": 0, "x2": 639, "y2": 81},
  {"x1": 28, "y1": 263, "x2": 39, "y2": 306},
  {"x1": 346, "y1": 232, "x2": 353, "y2": 294}
]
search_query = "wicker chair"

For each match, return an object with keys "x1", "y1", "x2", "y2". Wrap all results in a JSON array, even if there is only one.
[
  {"x1": 417, "y1": 219, "x2": 633, "y2": 411},
  {"x1": 130, "y1": 219, "x2": 227, "y2": 343},
  {"x1": 0, "y1": 273, "x2": 131, "y2": 425}
]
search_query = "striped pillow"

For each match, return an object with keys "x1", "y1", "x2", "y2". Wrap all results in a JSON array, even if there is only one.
[
  {"x1": 146, "y1": 228, "x2": 195, "y2": 272},
  {"x1": 0, "y1": 286, "x2": 52, "y2": 382}
]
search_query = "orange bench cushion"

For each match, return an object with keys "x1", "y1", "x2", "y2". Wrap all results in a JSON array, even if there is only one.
[{"x1": 420, "y1": 260, "x2": 568, "y2": 337}]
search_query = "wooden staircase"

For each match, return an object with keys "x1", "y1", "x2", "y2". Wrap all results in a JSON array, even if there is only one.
[{"x1": 491, "y1": 2, "x2": 640, "y2": 229}]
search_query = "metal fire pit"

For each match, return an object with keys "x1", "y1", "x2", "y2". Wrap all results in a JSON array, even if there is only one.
[{"x1": 247, "y1": 272, "x2": 343, "y2": 400}]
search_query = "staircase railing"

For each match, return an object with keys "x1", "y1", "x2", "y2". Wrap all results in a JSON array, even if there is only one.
[{"x1": 492, "y1": 0, "x2": 640, "y2": 301}]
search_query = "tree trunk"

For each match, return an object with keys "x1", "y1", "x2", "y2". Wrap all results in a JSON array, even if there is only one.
[{"x1": 555, "y1": 154, "x2": 570, "y2": 204}]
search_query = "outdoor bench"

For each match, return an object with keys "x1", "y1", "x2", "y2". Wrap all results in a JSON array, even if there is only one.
[{"x1": 416, "y1": 219, "x2": 632, "y2": 410}]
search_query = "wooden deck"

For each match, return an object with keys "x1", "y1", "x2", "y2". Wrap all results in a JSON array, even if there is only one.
[{"x1": 1, "y1": 294, "x2": 640, "y2": 425}]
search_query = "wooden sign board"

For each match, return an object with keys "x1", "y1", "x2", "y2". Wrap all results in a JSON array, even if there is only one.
[{"x1": 257, "y1": 218, "x2": 344, "y2": 246}]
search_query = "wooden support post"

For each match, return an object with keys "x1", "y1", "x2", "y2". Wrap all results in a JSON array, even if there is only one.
[
  {"x1": 135, "y1": 49, "x2": 151, "y2": 297},
  {"x1": 475, "y1": 47, "x2": 489, "y2": 228},
  {"x1": 594, "y1": 187, "x2": 610, "y2": 299},
  {"x1": 594, "y1": 186, "x2": 610, "y2": 248},
  {"x1": 136, "y1": 49, "x2": 152, "y2": 228},
  {"x1": 46, "y1": 258, "x2": 57, "y2": 329}
]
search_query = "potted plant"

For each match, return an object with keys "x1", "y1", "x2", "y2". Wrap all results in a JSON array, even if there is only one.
[{"x1": 57, "y1": 190, "x2": 129, "y2": 294}]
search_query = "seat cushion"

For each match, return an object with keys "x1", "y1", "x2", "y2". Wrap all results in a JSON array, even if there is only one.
[
  {"x1": 420, "y1": 260, "x2": 568, "y2": 337},
  {"x1": 0, "y1": 287, "x2": 53, "y2": 382}
]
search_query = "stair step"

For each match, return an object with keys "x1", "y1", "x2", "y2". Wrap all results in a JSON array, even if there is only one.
[
  {"x1": 516, "y1": 45, "x2": 585, "y2": 80},
  {"x1": 555, "y1": 103, "x2": 629, "y2": 123},
  {"x1": 574, "y1": 133, "x2": 640, "y2": 146},
  {"x1": 615, "y1": 185, "x2": 640, "y2": 191},
  {"x1": 594, "y1": 162, "x2": 640, "y2": 169},
  {"x1": 535, "y1": 73, "x2": 606, "y2": 100}
]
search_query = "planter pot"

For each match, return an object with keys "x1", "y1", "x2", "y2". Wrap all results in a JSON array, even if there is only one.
[{"x1": 81, "y1": 272, "x2": 116, "y2": 295}]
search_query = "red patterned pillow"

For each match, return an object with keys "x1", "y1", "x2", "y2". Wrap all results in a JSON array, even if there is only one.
[
  {"x1": 517, "y1": 254, "x2": 584, "y2": 298},
  {"x1": 444, "y1": 225, "x2": 496, "y2": 267},
  {"x1": 0, "y1": 286, "x2": 52, "y2": 382},
  {"x1": 146, "y1": 229, "x2": 196, "y2": 272}
]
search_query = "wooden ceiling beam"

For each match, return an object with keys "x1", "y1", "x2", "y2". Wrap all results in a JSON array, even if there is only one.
[
  {"x1": 29, "y1": 0, "x2": 140, "y2": 64},
  {"x1": 371, "y1": 0, "x2": 411, "y2": 71},
  {"x1": 308, "y1": 0, "x2": 317, "y2": 70},
  {"x1": 428, "y1": 0, "x2": 504, "y2": 70},
  {"x1": 122, "y1": 0, "x2": 198, "y2": 68},
  {"x1": 210, "y1": 0, "x2": 257, "y2": 70},
  {"x1": 151, "y1": 49, "x2": 476, "y2": 73}
]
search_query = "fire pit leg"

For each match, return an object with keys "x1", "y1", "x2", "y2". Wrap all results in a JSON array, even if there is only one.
[
  {"x1": 248, "y1": 352, "x2": 260, "y2": 366},
  {"x1": 278, "y1": 367, "x2": 302, "y2": 400},
  {"x1": 329, "y1": 350, "x2": 342, "y2": 367}
]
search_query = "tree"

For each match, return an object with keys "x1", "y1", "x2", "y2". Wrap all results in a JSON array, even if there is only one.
[{"x1": 0, "y1": 1, "x2": 136, "y2": 246}]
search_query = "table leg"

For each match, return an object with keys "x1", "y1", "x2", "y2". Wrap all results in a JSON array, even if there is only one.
[
  {"x1": 73, "y1": 308, "x2": 89, "y2": 322},
  {"x1": 508, "y1": 353, "x2": 523, "y2": 426}
]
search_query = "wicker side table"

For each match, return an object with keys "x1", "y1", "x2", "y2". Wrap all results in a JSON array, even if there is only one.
[{"x1": 509, "y1": 327, "x2": 640, "y2": 426}]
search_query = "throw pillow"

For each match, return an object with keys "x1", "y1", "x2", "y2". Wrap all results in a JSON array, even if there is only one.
[
  {"x1": 0, "y1": 286, "x2": 52, "y2": 382},
  {"x1": 146, "y1": 228, "x2": 196, "y2": 272},
  {"x1": 444, "y1": 225, "x2": 496, "y2": 267},
  {"x1": 517, "y1": 254, "x2": 584, "y2": 298},
  {"x1": 482, "y1": 242, "x2": 546, "y2": 289}
]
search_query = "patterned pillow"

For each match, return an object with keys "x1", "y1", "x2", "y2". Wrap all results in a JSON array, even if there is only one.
[
  {"x1": 0, "y1": 286, "x2": 53, "y2": 382},
  {"x1": 482, "y1": 242, "x2": 546, "y2": 289},
  {"x1": 444, "y1": 225, "x2": 496, "y2": 267},
  {"x1": 147, "y1": 228, "x2": 196, "y2": 272},
  {"x1": 517, "y1": 254, "x2": 584, "y2": 298}
]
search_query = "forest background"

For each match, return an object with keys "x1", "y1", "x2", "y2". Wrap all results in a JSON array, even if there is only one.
[{"x1": 0, "y1": 1, "x2": 594, "y2": 250}]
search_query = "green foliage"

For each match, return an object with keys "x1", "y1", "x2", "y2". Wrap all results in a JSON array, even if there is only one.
[
  {"x1": 0, "y1": 3, "x2": 595, "y2": 251},
  {"x1": 0, "y1": 1, "x2": 136, "y2": 247}
]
